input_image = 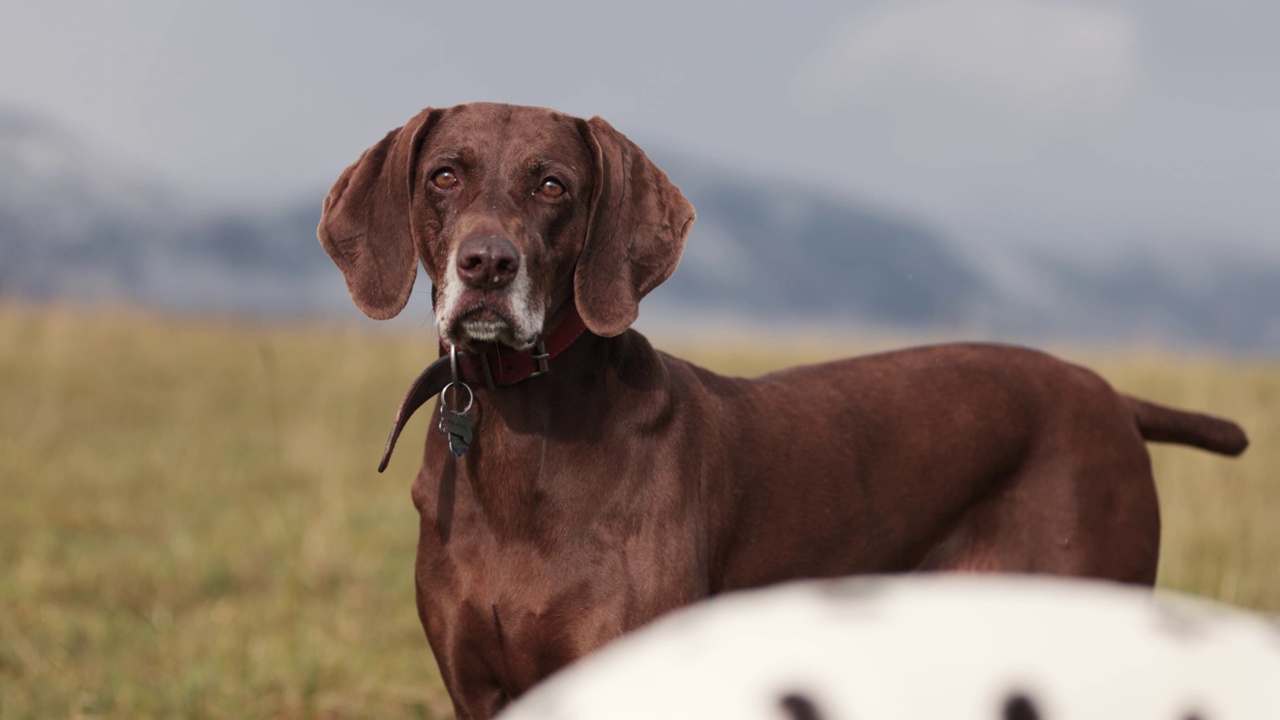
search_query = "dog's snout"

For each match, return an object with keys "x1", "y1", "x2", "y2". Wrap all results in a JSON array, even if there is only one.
[{"x1": 456, "y1": 236, "x2": 521, "y2": 289}]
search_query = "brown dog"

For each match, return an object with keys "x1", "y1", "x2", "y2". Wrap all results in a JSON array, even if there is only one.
[{"x1": 318, "y1": 102, "x2": 1248, "y2": 719}]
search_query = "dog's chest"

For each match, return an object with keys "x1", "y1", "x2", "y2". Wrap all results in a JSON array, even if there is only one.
[{"x1": 429, "y1": 532, "x2": 628, "y2": 693}]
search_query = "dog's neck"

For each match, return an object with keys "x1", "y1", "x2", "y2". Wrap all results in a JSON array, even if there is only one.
[
  {"x1": 378, "y1": 302, "x2": 600, "y2": 471},
  {"x1": 417, "y1": 325, "x2": 670, "y2": 541}
]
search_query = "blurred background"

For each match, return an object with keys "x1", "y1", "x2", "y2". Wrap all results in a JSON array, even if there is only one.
[
  {"x1": 3, "y1": 0, "x2": 1279, "y2": 348},
  {"x1": 2, "y1": 1, "x2": 1277, "y2": 718}
]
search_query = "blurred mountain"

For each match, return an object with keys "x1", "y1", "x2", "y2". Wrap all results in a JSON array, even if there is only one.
[
  {"x1": 651, "y1": 154, "x2": 989, "y2": 329},
  {"x1": 0, "y1": 107, "x2": 178, "y2": 299},
  {"x1": 979, "y1": 245, "x2": 1280, "y2": 352},
  {"x1": 2, "y1": 106, "x2": 1278, "y2": 353},
  {"x1": 0, "y1": 107, "x2": 341, "y2": 314},
  {"x1": 649, "y1": 153, "x2": 1280, "y2": 353}
]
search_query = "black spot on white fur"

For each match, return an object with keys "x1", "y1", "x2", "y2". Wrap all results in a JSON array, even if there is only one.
[
  {"x1": 779, "y1": 691, "x2": 823, "y2": 720},
  {"x1": 1003, "y1": 692, "x2": 1040, "y2": 720}
]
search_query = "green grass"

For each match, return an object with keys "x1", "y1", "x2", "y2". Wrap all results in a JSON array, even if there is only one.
[{"x1": 2, "y1": 304, "x2": 1277, "y2": 718}]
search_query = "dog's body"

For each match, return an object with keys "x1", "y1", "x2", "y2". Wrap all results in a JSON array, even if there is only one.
[{"x1": 318, "y1": 103, "x2": 1248, "y2": 719}]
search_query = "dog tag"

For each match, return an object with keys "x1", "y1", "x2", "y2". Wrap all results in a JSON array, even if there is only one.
[{"x1": 442, "y1": 409, "x2": 474, "y2": 457}]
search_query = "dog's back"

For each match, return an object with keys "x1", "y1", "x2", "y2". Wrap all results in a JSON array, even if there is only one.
[{"x1": 659, "y1": 341, "x2": 1243, "y2": 589}]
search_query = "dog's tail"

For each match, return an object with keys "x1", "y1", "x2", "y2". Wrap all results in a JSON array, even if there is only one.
[{"x1": 1124, "y1": 395, "x2": 1249, "y2": 456}]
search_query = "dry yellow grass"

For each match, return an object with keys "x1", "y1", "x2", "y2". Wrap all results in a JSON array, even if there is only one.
[{"x1": 1, "y1": 303, "x2": 1276, "y2": 719}]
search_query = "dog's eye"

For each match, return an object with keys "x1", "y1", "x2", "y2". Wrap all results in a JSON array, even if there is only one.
[
  {"x1": 538, "y1": 177, "x2": 566, "y2": 198},
  {"x1": 431, "y1": 168, "x2": 459, "y2": 190}
]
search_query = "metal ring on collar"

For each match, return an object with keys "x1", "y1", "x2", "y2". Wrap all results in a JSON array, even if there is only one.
[{"x1": 440, "y1": 381, "x2": 474, "y2": 414}]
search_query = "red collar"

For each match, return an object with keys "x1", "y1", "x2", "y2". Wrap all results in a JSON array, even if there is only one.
[{"x1": 446, "y1": 305, "x2": 589, "y2": 389}]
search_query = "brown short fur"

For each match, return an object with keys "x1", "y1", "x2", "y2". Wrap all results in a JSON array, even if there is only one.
[{"x1": 318, "y1": 102, "x2": 1248, "y2": 719}]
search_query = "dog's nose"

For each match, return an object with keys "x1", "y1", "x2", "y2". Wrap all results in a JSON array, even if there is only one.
[{"x1": 456, "y1": 236, "x2": 521, "y2": 290}]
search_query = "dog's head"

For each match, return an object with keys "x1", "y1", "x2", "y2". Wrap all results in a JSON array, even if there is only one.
[{"x1": 318, "y1": 102, "x2": 695, "y2": 351}]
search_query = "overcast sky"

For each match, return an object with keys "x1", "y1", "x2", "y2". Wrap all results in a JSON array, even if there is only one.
[{"x1": 3, "y1": 0, "x2": 1278, "y2": 258}]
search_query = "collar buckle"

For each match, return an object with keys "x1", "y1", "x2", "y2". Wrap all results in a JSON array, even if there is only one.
[{"x1": 527, "y1": 340, "x2": 550, "y2": 378}]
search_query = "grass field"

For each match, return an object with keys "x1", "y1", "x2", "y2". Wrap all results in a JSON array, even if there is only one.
[{"x1": 1, "y1": 303, "x2": 1276, "y2": 719}]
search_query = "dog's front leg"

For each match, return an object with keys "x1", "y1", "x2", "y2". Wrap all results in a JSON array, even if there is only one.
[{"x1": 415, "y1": 577, "x2": 513, "y2": 719}]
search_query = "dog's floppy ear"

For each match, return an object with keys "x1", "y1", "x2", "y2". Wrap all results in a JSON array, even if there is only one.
[
  {"x1": 574, "y1": 116, "x2": 695, "y2": 337},
  {"x1": 317, "y1": 107, "x2": 438, "y2": 320}
]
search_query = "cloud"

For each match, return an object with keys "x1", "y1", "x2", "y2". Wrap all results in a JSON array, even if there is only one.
[{"x1": 795, "y1": 0, "x2": 1139, "y2": 117}]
